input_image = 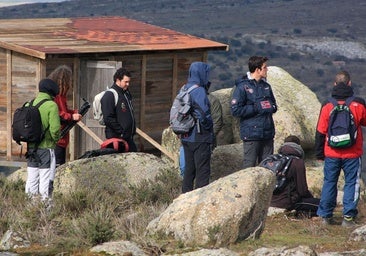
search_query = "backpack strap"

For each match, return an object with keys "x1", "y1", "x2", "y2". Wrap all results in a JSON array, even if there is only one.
[
  {"x1": 328, "y1": 96, "x2": 355, "y2": 107},
  {"x1": 278, "y1": 154, "x2": 299, "y2": 177},
  {"x1": 185, "y1": 84, "x2": 199, "y2": 94},
  {"x1": 32, "y1": 98, "x2": 51, "y2": 108},
  {"x1": 108, "y1": 88, "x2": 119, "y2": 107},
  {"x1": 185, "y1": 85, "x2": 202, "y2": 128},
  {"x1": 345, "y1": 96, "x2": 355, "y2": 106},
  {"x1": 28, "y1": 98, "x2": 51, "y2": 152},
  {"x1": 328, "y1": 97, "x2": 338, "y2": 107}
]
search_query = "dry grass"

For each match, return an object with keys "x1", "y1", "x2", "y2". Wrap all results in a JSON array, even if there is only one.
[
  {"x1": 229, "y1": 198, "x2": 366, "y2": 255},
  {"x1": 2, "y1": 169, "x2": 366, "y2": 255}
]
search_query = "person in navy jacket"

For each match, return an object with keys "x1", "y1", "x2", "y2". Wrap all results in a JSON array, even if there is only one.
[
  {"x1": 231, "y1": 56, "x2": 277, "y2": 168},
  {"x1": 181, "y1": 62, "x2": 214, "y2": 193}
]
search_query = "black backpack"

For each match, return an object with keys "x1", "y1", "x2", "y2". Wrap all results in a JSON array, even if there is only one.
[
  {"x1": 12, "y1": 99, "x2": 50, "y2": 145},
  {"x1": 327, "y1": 97, "x2": 357, "y2": 148},
  {"x1": 259, "y1": 154, "x2": 297, "y2": 194}
]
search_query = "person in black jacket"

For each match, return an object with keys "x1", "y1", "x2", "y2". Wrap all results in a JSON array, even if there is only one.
[
  {"x1": 270, "y1": 135, "x2": 320, "y2": 218},
  {"x1": 101, "y1": 68, "x2": 137, "y2": 152}
]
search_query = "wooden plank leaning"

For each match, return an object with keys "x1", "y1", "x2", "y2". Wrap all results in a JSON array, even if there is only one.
[{"x1": 76, "y1": 121, "x2": 176, "y2": 165}]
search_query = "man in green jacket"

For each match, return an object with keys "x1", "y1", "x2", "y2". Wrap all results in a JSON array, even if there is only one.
[{"x1": 25, "y1": 78, "x2": 61, "y2": 202}]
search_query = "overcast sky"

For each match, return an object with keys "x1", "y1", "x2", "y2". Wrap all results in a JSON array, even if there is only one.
[{"x1": 0, "y1": 0, "x2": 65, "y2": 7}]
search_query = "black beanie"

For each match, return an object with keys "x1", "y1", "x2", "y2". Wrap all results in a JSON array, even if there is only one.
[{"x1": 39, "y1": 78, "x2": 59, "y2": 97}]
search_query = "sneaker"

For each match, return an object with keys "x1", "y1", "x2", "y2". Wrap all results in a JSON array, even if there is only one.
[
  {"x1": 341, "y1": 216, "x2": 356, "y2": 228},
  {"x1": 321, "y1": 217, "x2": 335, "y2": 225}
]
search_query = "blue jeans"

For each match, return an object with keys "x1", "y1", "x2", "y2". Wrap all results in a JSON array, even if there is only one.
[{"x1": 317, "y1": 157, "x2": 361, "y2": 218}]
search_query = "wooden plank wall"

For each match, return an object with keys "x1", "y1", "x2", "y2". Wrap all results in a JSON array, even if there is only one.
[
  {"x1": 123, "y1": 52, "x2": 205, "y2": 150},
  {"x1": 9, "y1": 52, "x2": 41, "y2": 160},
  {"x1": 0, "y1": 50, "x2": 208, "y2": 163},
  {"x1": 0, "y1": 49, "x2": 7, "y2": 156}
]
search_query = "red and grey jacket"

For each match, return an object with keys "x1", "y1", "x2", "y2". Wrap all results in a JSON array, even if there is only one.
[
  {"x1": 315, "y1": 84, "x2": 366, "y2": 159},
  {"x1": 54, "y1": 94, "x2": 77, "y2": 148}
]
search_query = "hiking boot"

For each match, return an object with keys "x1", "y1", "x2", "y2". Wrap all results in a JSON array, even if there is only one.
[
  {"x1": 321, "y1": 217, "x2": 335, "y2": 225},
  {"x1": 341, "y1": 216, "x2": 356, "y2": 228}
]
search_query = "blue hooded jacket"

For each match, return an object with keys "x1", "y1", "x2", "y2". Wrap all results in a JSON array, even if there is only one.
[{"x1": 181, "y1": 62, "x2": 214, "y2": 143}]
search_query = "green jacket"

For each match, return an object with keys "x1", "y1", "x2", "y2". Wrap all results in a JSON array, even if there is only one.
[{"x1": 27, "y1": 92, "x2": 60, "y2": 149}]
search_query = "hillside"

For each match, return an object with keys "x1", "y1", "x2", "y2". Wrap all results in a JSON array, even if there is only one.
[{"x1": 0, "y1": 0, "x2": 365, "y2": 102}]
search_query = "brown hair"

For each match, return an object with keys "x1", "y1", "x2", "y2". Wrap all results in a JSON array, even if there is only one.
[
  {"x1": 284, "y1": 135, "x2": 301, "y2": 145},
  {"x1": 48, "y1": 65, "x2": 72, "y2": 96},
  {"x1": 335, "y1": 70, "x2": 351, "y2": 86}
]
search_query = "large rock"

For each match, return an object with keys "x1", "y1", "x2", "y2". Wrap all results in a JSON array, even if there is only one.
[
  {"x1": 146, "y1": 167, "x2": 275, "y2": 248},
  {"x1": 210, "y1": 143, "x2": 243, "y2": 181},
  {"x1": 55, "y1": 152, "x2": 173, "y2": 194},
  {"x1": 267, "y1": 66, "x2": 320, "y2": 151}
]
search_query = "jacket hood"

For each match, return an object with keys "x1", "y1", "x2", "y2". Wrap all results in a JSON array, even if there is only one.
[
  {"x1": 331, "y1": 82, "x2": 354, "y2": 99},
  {"x1": 187, "y1": 62, "x2": 210, "y2": 88},
  {"x1": 278, "y1": 142, "x2": 305, "y2": 159}
]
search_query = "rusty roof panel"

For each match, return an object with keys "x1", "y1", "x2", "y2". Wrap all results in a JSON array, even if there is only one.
[{"x1": 0, "y1": 16, "x2": 228, "y2": 59}]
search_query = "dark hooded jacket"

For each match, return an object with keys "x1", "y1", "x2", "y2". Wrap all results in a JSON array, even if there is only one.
[
  {"x1": 315, "y1": 83, "x2": 366, "y2": 159},
  {"x1": 181, "y1": 62, "x2": 213, "y2": 143},
  {"x1": 270, "y1": 142, "x2": 314, "y2": 209}
]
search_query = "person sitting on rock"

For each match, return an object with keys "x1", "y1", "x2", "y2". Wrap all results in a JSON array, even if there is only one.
[{"x1": 270, "y1": 135, "x2": 320, "y2": 218}]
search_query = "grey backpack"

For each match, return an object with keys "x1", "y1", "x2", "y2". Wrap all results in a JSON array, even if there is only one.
[{"x1": 169, "y1": 85, "x2": 198, "y2": 135}]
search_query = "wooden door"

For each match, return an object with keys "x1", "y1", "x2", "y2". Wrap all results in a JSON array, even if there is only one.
[{"x1": 78, "y1": 60, "x2": 122, "y2": 157}]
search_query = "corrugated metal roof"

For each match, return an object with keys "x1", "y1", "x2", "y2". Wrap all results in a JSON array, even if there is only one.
[{"x1": 0, "y1": 16, "x2": 228, "y2": 59}]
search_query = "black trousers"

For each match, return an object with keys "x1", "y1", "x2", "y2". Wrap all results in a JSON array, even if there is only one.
[
  {"x1": 55, "y1": 145, "x2": 66, "y2": 166},
  {"x1": 243, "y1": 139, "x2": 274, "y2": 168},
  {"x1": 181, "y1": 141, "x2": 211, "y2": 193}
]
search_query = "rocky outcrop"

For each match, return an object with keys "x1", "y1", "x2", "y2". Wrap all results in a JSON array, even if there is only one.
[
  {"x1": 90, "y1": 241, "x2": 147, "y2": 256},
  {"x1": 249, "y1": 245, "x2": 317, "y2": 256},
  {"x1": 146, "y1": 167, "x2": 275, "y2": 248},
  {"x1": 54, "y1": 152, "x2": 173, "y2": 194},
  {"x1": 0, "y1": 230, "x2": 30, "y2": 251}
]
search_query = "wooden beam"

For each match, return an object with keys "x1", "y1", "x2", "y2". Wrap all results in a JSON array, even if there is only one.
[
  {"x1": 77, "y1": 121, "x2": 176, "y2": 164},
  {"x1": 77, "y1": 121, "x2": 103, "y2": 145},
  {"x1": 140, "y1": 55, "x2": 147, "y2": 129},
  {"x1": 6, "y1": 50, "x2": 12, "y2": 160},
  {"x1": 69, "y1": 57, "x2": 80, "y2": 161},
  {"x1": 172, "y1": 54, "x2": 178, "y2": 99},
  {"x1": 0, "y1": 41, "x2": 46, "y2": 59},
  {"x1": 136, "y1": 128, "x2": 175, "y2": 164}
]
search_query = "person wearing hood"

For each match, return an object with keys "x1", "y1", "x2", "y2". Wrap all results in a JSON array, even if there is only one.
[
  {"x1": 25, "y1": 78, "x2": 61, "y2": 202},
  {"x1": 231, "y1": 56, "x2": 277, "y2": 168},
  {"x1": 270, "y1": 135, "x2": 320, "y2": 218},
  {"x1": 315, "y1": 70, "x2": 366, "y2": 227},
  {"x1": 181, "y1": 62, "x2": 214, "y2": 193}
]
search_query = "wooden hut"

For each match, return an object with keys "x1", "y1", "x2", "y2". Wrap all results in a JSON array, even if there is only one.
[{"x1": 0, "y1": 16, "x2": 228, "y2": 167}]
